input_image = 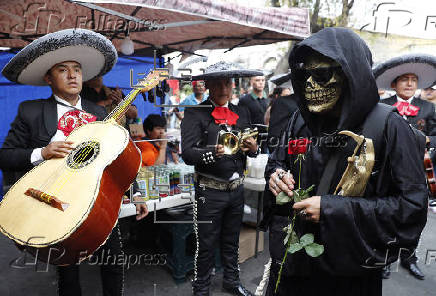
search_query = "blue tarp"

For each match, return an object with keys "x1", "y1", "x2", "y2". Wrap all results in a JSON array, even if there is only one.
[{"x1": 0, "y1": 51, "x2": 164, "y2": 198}]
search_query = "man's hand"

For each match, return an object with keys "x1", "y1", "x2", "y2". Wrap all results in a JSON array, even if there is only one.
[
  {"x1": 135, "y1": 203, "x2": 149, "y2": 220},
  {"x1": 293, "y1": 196, "x2": 321, "y2": 223},
  {"x1": 157, "y1": 138, "x2": 167, "y2": 150},
  {"x1": 216, "y1": 144, "x2": 225, "y2": 157},
  {"x1": 269, "y1": 169, "x2": 295, "y2": 196},
  {"x1": 240, "y1": 136, "x2": 258, "y2": 153},
  {"x1": 108, "y1": 87, "x2": 123, "y2": 104},
  {"x1": 42, "y1": 141, "x2": 74, "y2": 159}
]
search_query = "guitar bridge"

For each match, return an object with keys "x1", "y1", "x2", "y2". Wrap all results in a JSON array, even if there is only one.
[{"x1": 25, "y1": 188, "x2": 69, "y2": 212}]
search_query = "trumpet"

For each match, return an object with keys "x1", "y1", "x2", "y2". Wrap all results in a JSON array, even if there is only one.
[{"x1": 217, "y1": 128, "x2": 258, "y2": 155}]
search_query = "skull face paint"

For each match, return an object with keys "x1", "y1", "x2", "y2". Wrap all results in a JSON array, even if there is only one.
[{"x1": 301, "y1": 53, "x2": 344, "y2": 113}]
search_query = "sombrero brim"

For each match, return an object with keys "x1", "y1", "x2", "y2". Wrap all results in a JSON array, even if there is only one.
[
  {"x1": 192, "y1": 69, "x2": 264, "y2": 80},
  {"x1": 269, "y1": 71, "x2": 292, "y2": 86},
  {"x1": 2, "y1": 28, "x2": 117, "y2": 86},
  {"x1": 373, "y1": 54, "x2": 436, "y2": 89}
]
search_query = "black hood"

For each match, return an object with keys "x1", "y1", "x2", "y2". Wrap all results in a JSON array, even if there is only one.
[{"x1": 288, "y1": 27, "x2": 379, "y2": 135}]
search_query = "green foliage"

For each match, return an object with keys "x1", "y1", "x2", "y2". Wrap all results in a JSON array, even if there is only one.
[
  {"x1": 299, "y1": 233, "x2": 314, "y2": 247},
  {"x1": 287, "y1": 234, "x2": 324, "y2": 257},
  {"x1": 305, "y1": 243, "x2": 325, "y2": 257},
  {"x1": 275, "y1": 0, "x2": 354, "y2": 32},
  {"x1": 288, "y1": 242, "x2": 303, "y2": 253},
  {"x1": 293, "y1": 184, "x2": 315, "y2": 202},
  {"x1": 276, "y1": 191, "x2": 293, "y2": 205}
]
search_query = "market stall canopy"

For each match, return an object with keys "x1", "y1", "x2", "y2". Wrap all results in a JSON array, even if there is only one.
[{"x1": 0, "y1": 0, "x2": 310, "y2": 54}]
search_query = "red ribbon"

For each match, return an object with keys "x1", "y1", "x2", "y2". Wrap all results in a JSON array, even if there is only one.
[
  {"x1": 211, "y1": 106, "x2": 239, "y2": 125},
  {"x1": 58, "y1": 110, "x2": 97, "y2": 136},
  {"x1": 393, "y1": 101, "x2": 420, "y2": 117}
]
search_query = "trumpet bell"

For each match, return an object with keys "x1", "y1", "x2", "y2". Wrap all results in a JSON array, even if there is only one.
[{"x1": 218, "y1": 131, "x2": 240, "y2": 155}]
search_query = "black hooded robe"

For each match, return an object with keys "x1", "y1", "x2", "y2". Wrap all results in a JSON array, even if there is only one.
[{"x1": 264, "y1": 28, "x2": 428, "y2": 296}]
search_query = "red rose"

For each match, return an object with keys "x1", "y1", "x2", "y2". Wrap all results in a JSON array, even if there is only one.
[{"x1": 288, "y1": 138, "x2": 311, "y2": 155}]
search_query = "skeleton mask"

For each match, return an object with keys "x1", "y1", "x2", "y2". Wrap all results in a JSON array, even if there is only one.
[{"x1": 299, "y1": 52, "x2": 345, "y2": 113}]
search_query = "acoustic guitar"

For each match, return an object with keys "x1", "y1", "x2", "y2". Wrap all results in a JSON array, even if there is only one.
[{"x1": 0, "y1": 69, "x2": 168, "y2": 265}]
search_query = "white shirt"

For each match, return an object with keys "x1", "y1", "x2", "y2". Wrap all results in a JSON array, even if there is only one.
[
  {"x1": 210, "y1": 99, "x2": 229, "y2": 108},
  {"x1": 30, "y1": 95, "x2": 83, "y2": 165},
  {"x1": 396, "y1": 95, "x2": 414, "y2": 104}
]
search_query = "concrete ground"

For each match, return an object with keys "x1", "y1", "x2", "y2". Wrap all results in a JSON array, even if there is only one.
[{"x1": 0, "y1": 210, "x2": 435, "y2": 296}]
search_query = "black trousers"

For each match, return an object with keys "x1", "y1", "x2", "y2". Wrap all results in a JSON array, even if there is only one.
[
  {"x1": 193, "y1": 184, "x2": 244, "y2": 295},
  {"x1": 57, "y1": 224, "x2": 124, "y2": 296},
  {"x1": 265, "y1": 215, "x2": 382, "y2": 296}
]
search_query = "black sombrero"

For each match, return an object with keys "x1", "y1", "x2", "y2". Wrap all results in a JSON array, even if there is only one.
[
  {"x1": 269, "y1": 71, "x2": 293, "y2": 89},
  {"x1": 191, "y1": 61, "x2": 263, "y2": 80}
]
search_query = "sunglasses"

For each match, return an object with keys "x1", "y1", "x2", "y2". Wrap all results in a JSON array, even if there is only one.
[{"x1": 295, "y1": 65, "x2": 342, "y2": 85}]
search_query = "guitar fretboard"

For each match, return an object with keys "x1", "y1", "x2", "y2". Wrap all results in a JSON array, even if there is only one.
[{"x1": 105, "y1": 69, "x2": 168, "y2": 122}]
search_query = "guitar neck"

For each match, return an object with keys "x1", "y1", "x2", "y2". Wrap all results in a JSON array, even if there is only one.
[
  {"x1": 104, "y1": 88, "x2": 142, "y2": 122},
  {"x1": 104, "y1": 69, "x2": 168, "y2": 123}
]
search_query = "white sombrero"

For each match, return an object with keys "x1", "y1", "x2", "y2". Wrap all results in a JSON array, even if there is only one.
[
  {"x1": 373, "y1": 53, "x2": 436, "y2": 89},
  {"x1": 2, "y1": 28, "x2": 117, "y2": 86}
]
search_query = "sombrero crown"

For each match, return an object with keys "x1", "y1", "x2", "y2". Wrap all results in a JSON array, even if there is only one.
[
  {"x1": 373, "y1": 53, "x2": 436, "y2": 89},
  {"x1": 191, "y1": 61, "x2": 263, "y2": 80},
  {"x1": 2, "y1": 28, "x2": 118, "y2": 86}
]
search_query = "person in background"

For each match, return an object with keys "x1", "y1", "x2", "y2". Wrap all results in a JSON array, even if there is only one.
[
  {"x1": 374, "y1": 53, "x2": 436, "y2": 281},
  {"x1": 81, "y1": 75, "x2": 124, "y2": 110},
  {"x1": 166, "y1": 139, "x2": 181, "y2": 164},
  {"x1": 264, "y1": 87, "x2": 293, "y2": 126},
  {"x1": 176, "y1": 80, "x2": 208, "y2": 120},
  {"x1": 239, "y1": 75, "x2": 269, "y2": 125},
  {"x1": 138, "y1": 114, "x2": 167, "y2": 167},
  {"x1": 421, "y1": 85, "x2": 436, "y2": 106},
  {"x1": 125, "y1": 104, "x2": 139, "y2": 125},
  {"x1": 239, "y1": 75, "x2": 269, "y2": 152},
  {"x1": 81, "y1": 75, "x2": 138, "y2": 132}
]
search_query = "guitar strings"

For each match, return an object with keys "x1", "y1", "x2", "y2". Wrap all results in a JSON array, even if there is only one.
[
  {"x1": 46, "y1": 89, "x2": 140, "y2": 196},
  {"x1": 39, "y1": 71, "x2": 164, "y2": 200}
]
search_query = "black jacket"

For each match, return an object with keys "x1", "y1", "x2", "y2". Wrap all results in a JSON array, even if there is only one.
[
  {"x1": 181, "y1": 99, "x2": 253, "y2": 181},
  {"x1": 0, "y1": 96, "x2": 106, "y2": 173},
  {"x1": 267, "y1": 95, "x2": 299, "y2": 153},
  {"x1": 265, "y1": 28, "x2": 428, "y2": 277},
  {"x1": 238, "y1": 93, "x2": 270, "y2": 125},
  {"x1": 382, "y1": 95, "x2": 436, "y2": 147}
]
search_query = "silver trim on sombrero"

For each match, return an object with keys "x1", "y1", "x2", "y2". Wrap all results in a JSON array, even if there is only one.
[
  {"x1": 2, "y1": 28, "x2": 117, "y2": 85},
  {"x1": 373, "y1": 53, "x2": 436, "y2": 89},
  {"x1": 191, "y1": 61, "x2": 264, "y2": 80}
]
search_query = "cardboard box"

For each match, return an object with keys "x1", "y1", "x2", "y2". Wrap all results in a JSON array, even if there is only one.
[{"x1": 238, "y1": 225, "x2": 264, "y2": 263}]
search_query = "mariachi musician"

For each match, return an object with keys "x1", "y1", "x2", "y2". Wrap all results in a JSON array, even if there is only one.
[
  {"x1": 181, "y1": 62, "x2": 261, "y2": 296},
  {"x1": 374, "y1": 53, "x2": 436, "y2": 280},
  {"x1": 0, "y1": 28, "x2": 147, "y2": 296}
]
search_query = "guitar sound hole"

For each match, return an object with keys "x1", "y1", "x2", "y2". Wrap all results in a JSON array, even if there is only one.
[{"x1": 67, "y1": 141, "x2": 100, "y2": 169}]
